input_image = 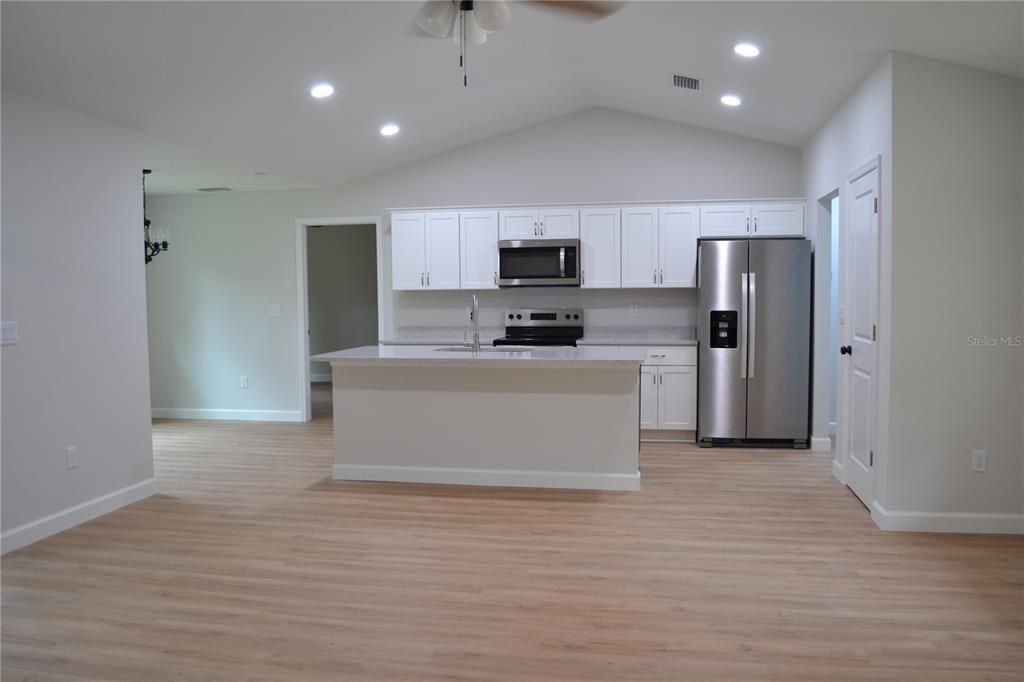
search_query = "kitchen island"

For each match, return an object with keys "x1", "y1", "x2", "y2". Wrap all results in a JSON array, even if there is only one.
[{"x1": 311, "y1": 345, "x2": 646, "y2": 490}]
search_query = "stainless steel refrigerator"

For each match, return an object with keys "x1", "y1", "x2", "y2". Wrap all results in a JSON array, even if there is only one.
[{"x1": 697, "y1": 238, "x2": 812, "y2": 447}]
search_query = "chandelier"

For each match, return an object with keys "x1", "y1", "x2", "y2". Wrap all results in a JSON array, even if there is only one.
[{"x1": 143, "y1": 169, "x2": 168, "y2": 264}]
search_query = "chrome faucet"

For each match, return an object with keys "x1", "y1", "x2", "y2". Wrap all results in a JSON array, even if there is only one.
[{"x1": 471, "y1": 294, "x2": 481, "y2": 353}]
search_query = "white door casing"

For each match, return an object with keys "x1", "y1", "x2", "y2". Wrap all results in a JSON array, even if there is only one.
[{"x1": 840, "y1": 159, "x2": 880, "y2": 508}]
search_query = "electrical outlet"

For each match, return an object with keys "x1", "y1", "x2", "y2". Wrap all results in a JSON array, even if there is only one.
[
  {"x1": 629, "y1": 304, "x2": 639, "y2": 317},
  {"x1": 240, "y1": 375, "x2": 249, "y2": 389},
  {"x1": 1, "y1": 321, "x2": 18, "y2": 346},
  {"x1": 66, "y1": 446, "x2": 78, "y2": 469},
  {"x1": 268, "y1": 304, "x2": 281, "y2": 318},
  {"x1": 971, "y1": 449, "x2": 987, "y2": 473}
]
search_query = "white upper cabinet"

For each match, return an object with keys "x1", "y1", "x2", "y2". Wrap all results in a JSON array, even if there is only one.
[
  {"x1": 498, "y1": 209, "x2": 538, "y2": 239},
  {"x1": 751, "y1": 202, "x2": 804, "y2": 237},
  {"x1": 499, "y1": 208, "x2": 579, "y2": 239},
  {"x1": 621, "y1": 207, "x2": 659, "y2": 288},
  {"x1": 537, "y1": 208, "x2": 580, "y2": 239},
  {"x1": 391, "y1": 212, "x2": 427, "y2": 290},
  {"x1": 700, "y1": 204, "x2": 751, "y2": 237},
  {"x1": 658, "y1": 206, "x2": 698, "y2": 288},
  {"x1": 460, "y1": 211, "x2": 499, "y2": 289},
  {"x1": 580, "y1": 208, "x2": 620, "y2": 288},
  {"x1": 425, "y1": 212, "x2": 461, "y2": 289}
]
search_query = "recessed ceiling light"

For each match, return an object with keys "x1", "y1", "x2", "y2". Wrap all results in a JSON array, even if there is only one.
[
  {"x1": 734, "y1": 43, "x2": 760, "y2": 58},
  {"x1": 380, "y1": 123, "x2": 400, "y2": 137},
  {"x1": 309, "y1": 83, "x2": 334, "y2": 99},
  {"x1": 720, "y1": 94, "x2": 742, "y2": 107}
]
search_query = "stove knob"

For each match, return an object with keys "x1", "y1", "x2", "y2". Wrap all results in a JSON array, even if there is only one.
[
  {"x1": 508, "y1": 314, "x2": 514, "y2": 320},
  {"x1": 565, "y1": 314, "x2": 571, "y2": 320},
  {"x1": 573, "y1": 314, "x2": 580, "y2": 320},
  {"x1": 516, "y1": 314, "x2": 522, "y2": 320}
]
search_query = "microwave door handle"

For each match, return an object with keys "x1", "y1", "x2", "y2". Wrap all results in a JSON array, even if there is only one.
[{"x1": 559, "y1": 247, "x2": 565, "y2": 278}]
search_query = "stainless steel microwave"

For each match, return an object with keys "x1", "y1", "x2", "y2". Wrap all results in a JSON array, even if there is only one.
[{"x1": 498, "y1": 239, "x2": 580, "y2": 287}]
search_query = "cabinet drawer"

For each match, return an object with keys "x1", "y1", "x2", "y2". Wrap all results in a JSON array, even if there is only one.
[{"x1": 642, "y1": 347, "x2": 696, "y2": 365}]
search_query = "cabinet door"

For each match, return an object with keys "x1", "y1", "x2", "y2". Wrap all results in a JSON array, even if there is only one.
[
  {"x1": 460, "y1": 211, "x2": 499, "y2": 289},
  {"x1": 658, "y1": 206, "x2": 698, "y2": 288},
  {"x1": 700, "y1": 204, "x2": 750, "y2": 237},
  {"x1": 580, "y1": 208, "x2": 620, "y2": 288},
  {"x1": 499, "y1": 209, "x2": 539, "y2": 239},
  {"x1": 425, "y1": 212, "x2": 461, "y2": 289},
  {"x1": 751, "y1": 203, "x2": 804, "y2": 237},
  {"x1": 640, "y1": 365, "x2": 658, "y2": 429},
  {"x1": 658, "y1": 366, "x2": 696, "y2": 430},
  {"x1": 391, "y1": 212, "x2": 426, "y2": 290},
  {"x1": 538, "y1": 207, "x2": 579, "y2": 239},
  {"x1": 621, "y1": 207, "x2": 659, "y2": 288}
]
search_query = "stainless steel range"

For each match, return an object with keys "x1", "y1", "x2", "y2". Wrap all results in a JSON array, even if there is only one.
[{"x1": 492, "y1": 308, "x2": 584, "y2": 347}]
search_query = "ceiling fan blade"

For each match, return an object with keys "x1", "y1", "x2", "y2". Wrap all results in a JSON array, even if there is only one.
[{"x1": 526, "y1": 0, "x2": 623, "y2": 21}]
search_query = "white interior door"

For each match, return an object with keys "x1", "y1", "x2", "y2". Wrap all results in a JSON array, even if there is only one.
[
  {"x1": 460, "y1": 211, "x2": 498, "y2": 289},
  {"x1": 658, "y1": 206, "x2": 698, "y2": 287},
  {"x1": 639, "y1": 366, "x2": 658, "y2": 429},
  {"x1": 841, "y1": 161, "x2": 880, "y2": 508},
  {"x1": 621, "y1": 207, "x2": 659, "y2": 288},
  {"x1": 580, "y1": 208, "x2": 620, "y2": 288},
  {"x1": 425, "y1": 212, "x2": 461, "y2": 289},
  {"x1": 391, "y1": 212, "x2": 426, "y2": 290}
]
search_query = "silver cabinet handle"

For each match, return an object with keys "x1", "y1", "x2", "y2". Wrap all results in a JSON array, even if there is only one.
[
  {"x1": 540, "y1": 221, "x2": 544, "y2": 235},
  {"x1": 754, "y1": 216, "x2": 758, "y2": 232},
  {"x1": 426, "y1": 272, "x2": 431, "y2": 287},
  {"x1": 740, "y1": 272, "x2": 748, "y2": 379},
  {"x1": 652, "y1": 372, "x2": 656, "y2": 385},
  {"x1": 653, "y1": 269, "x2": 657, "y2": 284},
  {"x1": 420, "y1": 272, "x2": 425, "y2": 287},
  {"x1": 749, "y1": 271, "x2": 756, "y2": 379},
  {"x1": 659, "y1": 269, "x2": 664, "y2": 284},
  {"x1": 746, "y1": 216, "x2": 750, "y2": 232},
  {"x1": 493, "y1": 271, "x2": 498, "y2": 286},
  {"x1": 533, "y1": 221, "x2": 538, "y2": 236},
  {"x1": 581, "y1": 269, "x2": 585, "y2": 285}
]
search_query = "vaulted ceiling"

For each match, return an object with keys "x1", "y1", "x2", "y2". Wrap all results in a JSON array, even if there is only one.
[{"x1": 4, "y1": 2, "x2": 1022, "y2": 193}]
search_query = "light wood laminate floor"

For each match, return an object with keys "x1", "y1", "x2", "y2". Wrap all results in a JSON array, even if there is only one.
[{"x1": 3, "y1": 384, "x2": 1022, "y2": 681}]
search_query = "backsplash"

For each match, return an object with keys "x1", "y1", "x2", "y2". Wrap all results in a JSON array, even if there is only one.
[{"x1": 392, "y1": 288, "x2": 698, "y2": 331}]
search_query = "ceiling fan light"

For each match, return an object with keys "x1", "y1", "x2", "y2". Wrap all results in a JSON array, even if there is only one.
[
  {"x1": 416, "y1": 0, "x2": 456, "y2": 38},
  {"x1": 454, "y1": 8, "x2": 488, "y2": 46},
  {"x1": 474, "y1": 1, "x2": 511, "y2": 32}
]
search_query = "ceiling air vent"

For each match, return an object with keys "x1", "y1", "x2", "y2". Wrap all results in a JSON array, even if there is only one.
[
  {"x1": 197, "y1": 187, "x2": 232, "y2": 192},
  {"x1": 672, "y1": 74, "x2": 702, "y2": 91}
]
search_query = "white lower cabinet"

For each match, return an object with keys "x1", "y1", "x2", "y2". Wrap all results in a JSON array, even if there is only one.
[
  {"x1": 639, "y1": 365, "x2": 659, "y2": 429},
  {"x1": 657, "y1": 366, "x2": 696, "y2": 430}
]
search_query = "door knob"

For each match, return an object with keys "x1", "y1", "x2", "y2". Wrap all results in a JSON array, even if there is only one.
[{"x1": 840, "y1": 345, "x2": 852, "y2": 356}]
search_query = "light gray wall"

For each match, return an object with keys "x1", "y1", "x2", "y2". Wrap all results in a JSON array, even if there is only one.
[
  {"x1": 307, "y1": 225, "x2": 378, "y2": 378},
  {"x1": 887, "y1": 53, "x2": 1023, "y2": 515},
  {"x1": 147, "y1": 107, "x2": 803, "y2": 415},
  {"x1": 802, "y1": 55, "x2": 894, "y2": 486},
  {"x1": 1, "y1": 91, "x2": 154, "y2": 536}
]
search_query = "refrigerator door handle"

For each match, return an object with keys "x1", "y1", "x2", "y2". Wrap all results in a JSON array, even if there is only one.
[
  {"x1": 748, "y1": 271, "x2": 756, "y2": 380},
  {"x1": 740, "y1": 272, "x2": 748, "y2": 379}
]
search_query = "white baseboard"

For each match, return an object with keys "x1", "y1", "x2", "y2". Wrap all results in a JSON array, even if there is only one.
[
  {"x1": 152, "y1": 408, "x2": 303, "y2": 422},
  {"x1": 810, "y1": 436, "x2": 832, "y2": 452},
  {"x1": 831, "y1": 458, "x2": 844, "y2": 483},
  {"x1": 871, "y1": 502, "x2": 1024, "y2": 535},
  {"x1": 333, "y1": 464, "x2": 641, "y2": 491},
  {"x1": 1, "y1": 477, "x2": 158, "y2": 555},
  {"x1": 310, "y1": 373, "x2": 331, "y2": 383}
]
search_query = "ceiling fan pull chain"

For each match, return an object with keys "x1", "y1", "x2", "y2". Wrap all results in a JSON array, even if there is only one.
[{"x1": 462, "y1": 9, "x2": 468, "y2": 86}]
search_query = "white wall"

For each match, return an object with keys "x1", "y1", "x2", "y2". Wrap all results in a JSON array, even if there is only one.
[
  {"x1": 802, "y1": 55, "x2": 894, "y2": 471},
  {"x1": 886, "y1": 53, "x2": 1023, "y2": 518},
  {"x1": 147, "y1": 107, "x2": 802, "y2": 415},
  {"x1": 1, "y1": 91, "x2": 155, "y2": 552},
  {"x1": 307, "y1": 225, "x2": 378, "y2": 379}
]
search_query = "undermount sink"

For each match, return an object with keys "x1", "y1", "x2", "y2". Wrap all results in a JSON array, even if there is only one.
[{"x1": 434, "y1": 345, "x2": 536, "y2": 353}]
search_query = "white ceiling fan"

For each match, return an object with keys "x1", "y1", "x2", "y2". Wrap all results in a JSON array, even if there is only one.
[{"x1": 413, "y1": 1, "x2": 622, "y2": 85}]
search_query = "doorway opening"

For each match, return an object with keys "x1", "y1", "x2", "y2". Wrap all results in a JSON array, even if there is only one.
[{"x1": 295, "y1": 217, "x2": 385, "y2": 422}]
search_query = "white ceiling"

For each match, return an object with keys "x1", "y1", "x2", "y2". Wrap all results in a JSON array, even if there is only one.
[{"x1": 4, "y1": 2, "x2": 1022, "y2": 194}]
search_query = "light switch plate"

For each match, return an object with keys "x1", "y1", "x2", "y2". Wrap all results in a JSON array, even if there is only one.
[
  {"x1": 268, "y1": 304, "x2": 281, "y2": 318},
  {"x1": 629, "y1": 304, "x2": 639, "y2": 317},
  {"x1": 1, "y1": 321, "x2": 18, "y2": 346},
  {"x1": 240, "y1": 375, "x2": 249, "y2": 389},
  {"x1": 971, "y1": 449, "x2": 987, "y2": 473},
  {"x1": 66, "y1": 446, "x2": 78, "y2": 469}
]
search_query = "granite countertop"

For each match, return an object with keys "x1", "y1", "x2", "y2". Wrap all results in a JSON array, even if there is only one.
[
  {"x1": 577, "y1": 327, "x2": 698, "y2": 347},
  {"x1": 312, "y1": 345, "x2": 647, "y2": 369}
]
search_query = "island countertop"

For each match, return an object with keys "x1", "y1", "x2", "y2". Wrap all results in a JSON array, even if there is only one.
[{"x1": 312, "y1": 345, "x2": 647, "y2": 369}]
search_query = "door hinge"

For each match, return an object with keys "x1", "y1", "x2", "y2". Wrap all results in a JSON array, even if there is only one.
[
  {"x1": 874, "y1": 197, "x2": 879, "y2": 214},
  {"x1": 872, "y1": 324, "x2": 877, "y2": 341},
  {"x1": 869, "y1": 450, "x2": 874, "y2": 467}
]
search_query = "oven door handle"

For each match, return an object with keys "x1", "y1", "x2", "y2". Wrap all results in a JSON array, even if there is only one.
[{"x1": 559, "y1": 247, "x2": 566, "y2": 278}]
